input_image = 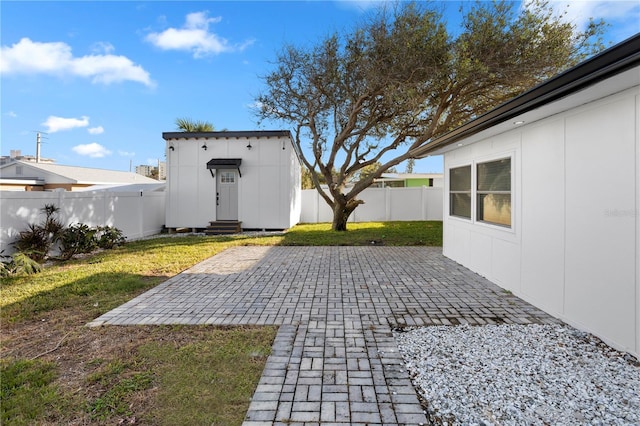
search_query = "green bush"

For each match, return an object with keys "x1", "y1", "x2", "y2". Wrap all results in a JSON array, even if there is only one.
[
  {"x1": 58, "y1": 223, "x2": 98, "y2": 260},
  {"x1": 96, "y1": 226, "x2": 126, "y2": 249},
  {"x1": 1, "y1": 252, "x2": 43, "y2": 277},
  {"x1": 13, "y1": 204, "x2": 63, "y2": 263}
]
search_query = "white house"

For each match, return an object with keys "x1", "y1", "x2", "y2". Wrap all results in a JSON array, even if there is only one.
[
  {"x1": 0, "y1": 161, "x2": 159, "y2": 191},
  {"x1": 162, "y1": 130, "x2": 301, "y2": 232},
  {"x1": 413, "y1": 34, "x2": 640, "y2": 358}
]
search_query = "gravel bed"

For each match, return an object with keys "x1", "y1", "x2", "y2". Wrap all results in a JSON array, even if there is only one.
[{"x1": 394, "y1": 324, "x2": 640, "y2": 426}]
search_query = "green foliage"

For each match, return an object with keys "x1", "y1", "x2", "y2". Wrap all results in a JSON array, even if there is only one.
[
  {"x1": 256, "y1": 0, "x2": 605, "y2": 230},
  {"x1": 96, "y1": 226, "x2": 126, "y2": 249},
  {"x1": 1, "y1": 358, "x2": 66, "y2": 424},
  {"x1": 58, "y1": 223, "x2": 98, "y2": 260},
  {"x1": 2, "y1": 252, "x2": 43, "y2": 276},
  {"x1": 175, "y1": 117, "x2": 215, "y2": 132},
  {"x1": 13, "y1": 204, "x2": 63, "y2": 262}
]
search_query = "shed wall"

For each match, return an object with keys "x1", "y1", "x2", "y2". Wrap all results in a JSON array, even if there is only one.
[{"x1": 165, "y1": 135, "x2": 300, "y2": 229}]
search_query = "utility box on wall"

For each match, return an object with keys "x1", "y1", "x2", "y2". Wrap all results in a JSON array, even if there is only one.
[{"x1": 162, "y1": 130, "x2": 301, "y2": 231}]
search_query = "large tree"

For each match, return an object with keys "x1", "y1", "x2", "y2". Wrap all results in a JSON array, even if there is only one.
[{"x1": 256, "y1": 1, "x2": 604, "y2": 231}]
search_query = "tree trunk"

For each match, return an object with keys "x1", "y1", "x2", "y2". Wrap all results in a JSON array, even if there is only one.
[{"x1": 331, "y1": 198, "x2": 363, "y2": 231}]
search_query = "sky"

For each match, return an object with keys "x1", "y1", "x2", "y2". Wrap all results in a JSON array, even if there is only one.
[{"x1": 1, "y1": 1, "x2": 639, "y2": 174}]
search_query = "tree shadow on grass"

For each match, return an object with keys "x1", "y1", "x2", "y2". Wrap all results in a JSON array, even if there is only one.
[{"x1": 1, "y1": 272, "x2": 164, "y2": 324}]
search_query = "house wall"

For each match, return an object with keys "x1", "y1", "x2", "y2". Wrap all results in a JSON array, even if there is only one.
[
  {"x1": 165, "y1": 135, "x2": 300, "y2": 229},
  {"x1": 442, "y1": 85, "x2": 640, "y2": 357}
]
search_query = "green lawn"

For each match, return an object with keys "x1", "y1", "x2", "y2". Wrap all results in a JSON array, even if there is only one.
[{"x1": 0, "y1": 221, "x2": 442, "y2": 425}]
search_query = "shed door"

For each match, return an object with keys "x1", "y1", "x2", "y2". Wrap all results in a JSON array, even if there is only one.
[{"x1": 216, "y1": 169, "x2": 238, "y2": 220}]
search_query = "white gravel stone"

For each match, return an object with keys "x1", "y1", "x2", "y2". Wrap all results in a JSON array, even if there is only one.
[{"x1": 394, "y1": 324, "x2": 640, "y2": 426}]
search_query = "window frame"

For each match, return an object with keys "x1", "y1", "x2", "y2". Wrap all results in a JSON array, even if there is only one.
[
  {"x1": 447, "y1": 154, "x2": 513, "y2": 230},
  {"x1": 449, "y1": 165, "x2": 472, "y2": 220},
  {"x1": 219, "y1": 171, "x2": 236, "y2": 184},
  {"x1": 476, "y1": 157, "x2": 512, "y2": 228}
]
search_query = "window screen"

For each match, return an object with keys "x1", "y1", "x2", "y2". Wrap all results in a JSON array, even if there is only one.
[
  {"x1": 449, "y1": 165, "x2": 471, "y2": 219},
  {"x1": 477, "y1": 158, "x2": 511, "y2": 227}
]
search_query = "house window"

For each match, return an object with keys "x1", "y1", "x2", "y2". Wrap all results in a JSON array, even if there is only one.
[
  {"x1": 449, "y1": 165, "x2": 471, "y2": 219},
  {"x1": 16, "y1": 166, "x2": 23, "y2": 176},
  {"x1": 476, "y1": 158, "x2": 511, "y2": 227},
  {"x1": 220, "y1": 171, "x2": 235, "y2": 184}
]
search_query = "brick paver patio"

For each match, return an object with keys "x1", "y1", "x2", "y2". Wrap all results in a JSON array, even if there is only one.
[{"x1": 89, "y1": 246, "x2": 558, "y2": 425}]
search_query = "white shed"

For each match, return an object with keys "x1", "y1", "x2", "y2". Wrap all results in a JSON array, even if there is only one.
[
  {"x1": 413, "y1": 34, "x2": 640, "y2": 358},
  {"x1": 162, "y1": 130, "x2": 301, "y2": 232}
]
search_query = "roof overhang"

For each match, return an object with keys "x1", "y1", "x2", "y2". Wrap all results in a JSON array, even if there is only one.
[
  {"x1": 163, "y1": 130, "x2": 292, "y2": 140},
  {"x1": 206, "y1": 158, "x2": 243, "y2": 177},
  {"x1": 410, "y1": 33, "x2": 640, "y2": 158}
]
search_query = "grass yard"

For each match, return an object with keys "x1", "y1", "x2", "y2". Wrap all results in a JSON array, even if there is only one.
[{"x1": 1, "y1": 221, "x2": 442, "y2": 425}]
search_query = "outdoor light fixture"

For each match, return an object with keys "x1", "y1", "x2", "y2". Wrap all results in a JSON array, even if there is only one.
[
  {"x1": 169, "y1": 145, "x2": 175, "y2": 151},
  {"x1": 513, "y1": 120, "x2": 525, "y2": 125},
  {"x1": 201, "y1": 143, "x2": 207, "y2": 150},
  {"x1": 246, "y1": 142, "x2": 252, "y2": 150}
]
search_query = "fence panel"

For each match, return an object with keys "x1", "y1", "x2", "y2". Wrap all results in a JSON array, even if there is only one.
[
  {"x1": 300, "y1": 187, "x2": 443, "y2": 223},
  {"x1": 0, "y1": 190, "x2": 166, "y2": 255}
]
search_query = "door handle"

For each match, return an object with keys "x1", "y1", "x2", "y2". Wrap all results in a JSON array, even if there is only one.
[{"x1": 216, "y1": 192, "x2": 219, "y2": 206}]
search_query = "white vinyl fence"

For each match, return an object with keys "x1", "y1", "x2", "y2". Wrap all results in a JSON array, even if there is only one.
[
  {"x1": 0, "y1": 190, "x2": 166, "y2": 255},
  {"x1": 301, "y1": 186, "x2": 443, "y2": 223}
]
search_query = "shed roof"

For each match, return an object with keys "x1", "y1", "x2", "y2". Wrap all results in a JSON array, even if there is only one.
[
  {"x1": 411, "y1": 33, "x2": 640, "y2": 158},
  {"x1": 162, "y1": 130, "x2": 292, "y2": 140}
]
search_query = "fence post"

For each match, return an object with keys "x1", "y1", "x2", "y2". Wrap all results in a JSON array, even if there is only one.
[{"x1": 385, "y1": 187, "x2": 391, "y2": 221}]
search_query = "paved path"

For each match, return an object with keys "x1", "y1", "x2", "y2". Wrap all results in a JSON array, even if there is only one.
[{"x1": 89, "y1": 246, "x2": 558, "y2": 425}]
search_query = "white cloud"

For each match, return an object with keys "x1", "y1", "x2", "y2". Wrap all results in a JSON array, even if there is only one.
[
  {"x1": 72, "y1": 143, "x2": 112, "y2": 158},
  {"x1": 6, "y1": 111, "x2": 17, "y2": 118},
  {"x1": 528, "y1": 1, "x2": 640, "y2": 36},
  {"x1": 119, "y1": 150, "x2": 136, "y2": 157},
  {"x1": 145, "y1": 11, "x2": 254, "y2": 58},
  {"x1": 88, "y1": 126, "x2": 104, "y2": 135},
  {"x1": 90, "y1": 41, "x2": 115, "y2": 54},
  {"x1": 0, "y1": 38, "x2": 154, "y2": 87},
  {"x1": 42, "y1": 115, "x2": 89, "y2": 133}
]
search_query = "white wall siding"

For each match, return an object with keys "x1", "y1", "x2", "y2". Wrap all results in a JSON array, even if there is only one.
[
  {"x1": 1, "y1": 190, "x2": 166, "y2": 255},
  {"x1": 165, "y1": 135, "x2": 300, "y2": 230},
  {"x1": 300, "y1": 186, "x2": 443, "y2": 223},
  {"x1": 521, "y1": 118, "x2": 566, "y2": 314},
  {"x1": 563, "y1": 94, "x2": 637, "y2": 353},
  {"x1": 442, "y1": 85, "x2": 640, "y2": 357}
]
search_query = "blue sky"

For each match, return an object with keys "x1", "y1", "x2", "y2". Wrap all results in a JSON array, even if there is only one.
[{"x1": 2, "y1": 1, "x2": 639, "y2": 174}]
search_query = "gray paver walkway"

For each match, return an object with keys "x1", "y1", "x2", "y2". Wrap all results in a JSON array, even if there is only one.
[{"x1": 89, "y1": 246, "x2": 558, "y2": 425}]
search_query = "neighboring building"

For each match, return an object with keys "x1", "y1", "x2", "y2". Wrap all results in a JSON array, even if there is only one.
[
  {"x1": 373, "y1": 173, "x2": 443, "y2": 188},
  {"x1": 414, "y1": 34, "x2": 640, "y2": 358},
  {"x1": 0, "y1": 150, "x2": 55, "y2": 166},
  {"x1": 135, "y1": 161, "x2": 166, "y2": 180},
  {"x1": 162, "y1": 130, "x2": 301, "y2": 232},
  {"x1": 0, "y1": 161, "x2": 159, "y2": 191}
]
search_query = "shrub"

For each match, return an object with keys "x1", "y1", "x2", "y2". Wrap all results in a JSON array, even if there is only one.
[
  {"x1": 58, "y1": 223, "x2": 98, "y2": 260},
  {"x1": 0, "y1": 252, "x2": 42, "y2": 277},
  {"x1": 96, "y1": 226, "x2": 126, "y2": 249},
  {"x1": 13, "y1": 204, "x2": 63, "y2": 262}
]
